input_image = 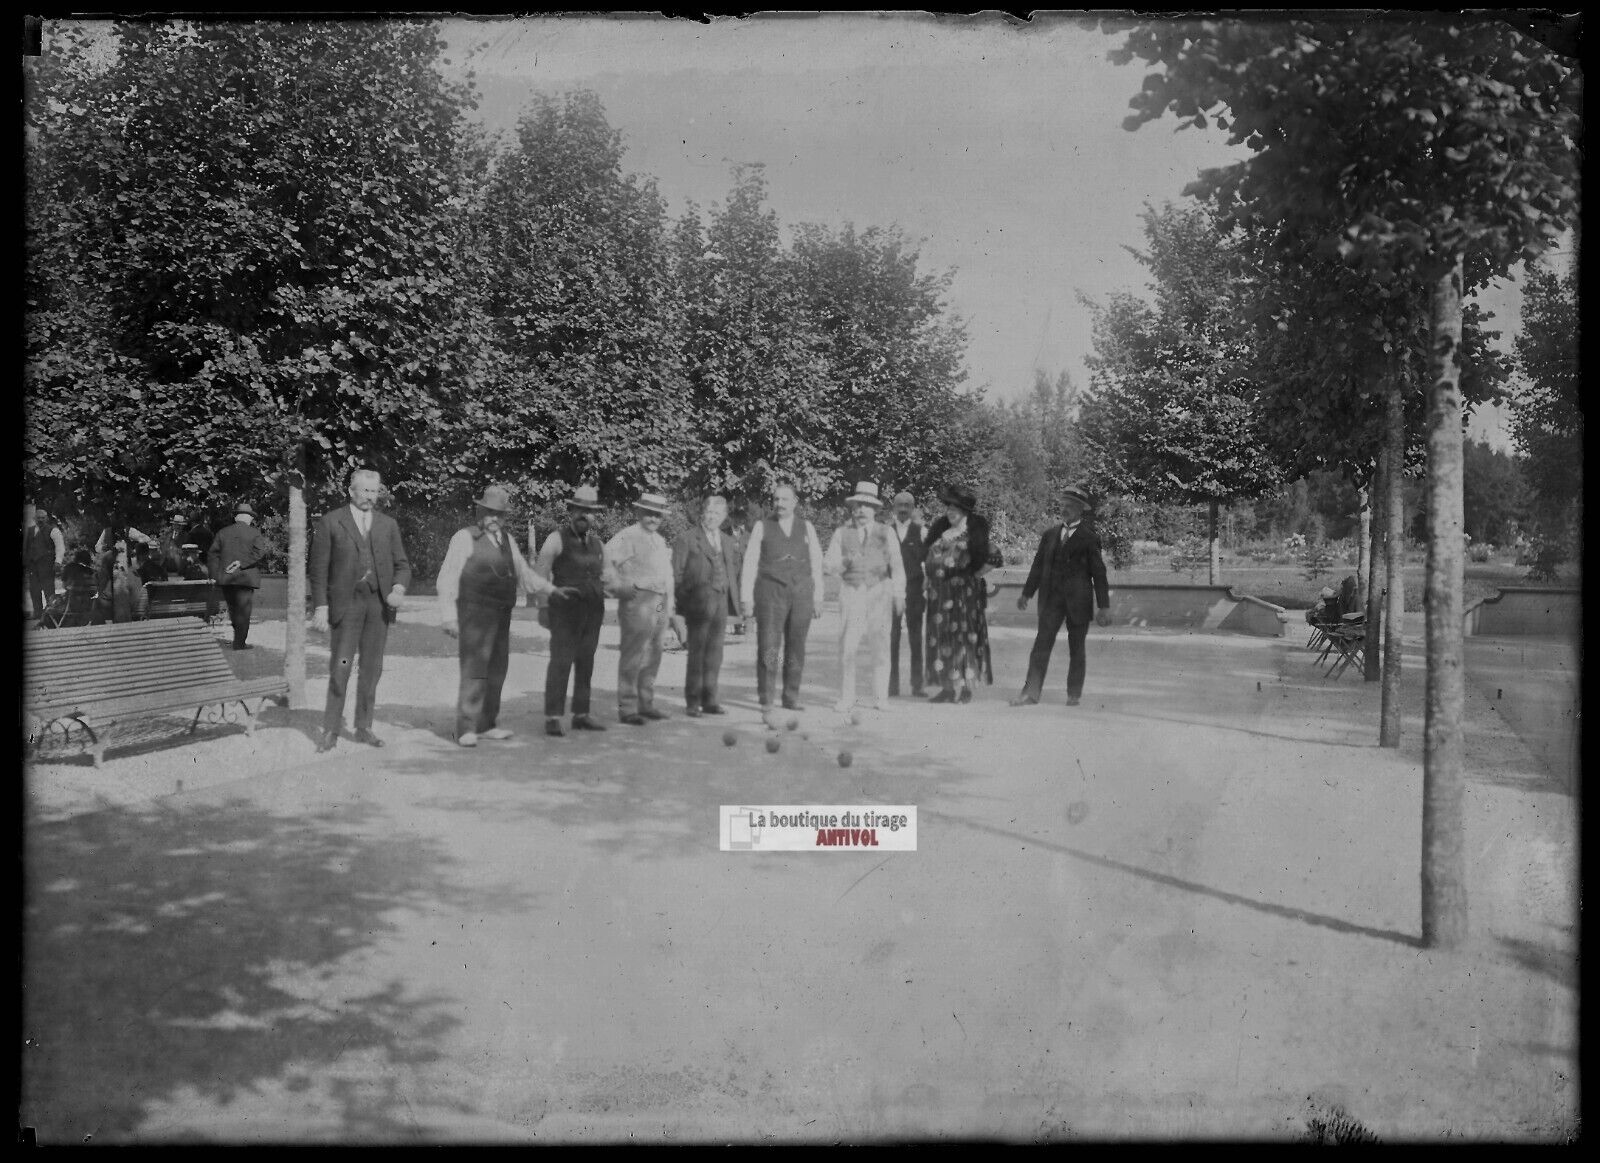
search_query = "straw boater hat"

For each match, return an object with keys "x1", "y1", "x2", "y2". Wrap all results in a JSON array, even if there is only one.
[
  {"x1": 632, "y1": 491, "x2": 671, "y2": 517},
  {"x1": 1061, "y1": 483, "x2": 1095, "y2": 512},
  {"x1": 566, "y1": 484, "x2": 605, "y2": 511},
  {"x1": 169, "y1": 513, "x2": 189, "y2": 526},
  {"x1": 846, "y1": 481, "x2": 884, "y2": 508},
  {"x1": 473, "y1": 484, "x2": 513, "y2": 512},
  {"x1": 937, "y1": 483, "x2": 977, "y2": 513}
]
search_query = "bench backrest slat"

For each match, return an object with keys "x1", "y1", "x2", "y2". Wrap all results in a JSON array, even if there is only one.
[{"x1": 25, "y1": 621, "x2": 251, "y2": 713}]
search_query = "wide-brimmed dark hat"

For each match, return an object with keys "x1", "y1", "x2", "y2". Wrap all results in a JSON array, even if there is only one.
[
  {"x1": 566, "y1": 484, "x2": 604, "y2": 511},
  {"x1": 937, "y1": 483, "x2": 977, "y2": 513},
  {"x1": 473, "y1": 484, "x2": 514, "y2": 513}
]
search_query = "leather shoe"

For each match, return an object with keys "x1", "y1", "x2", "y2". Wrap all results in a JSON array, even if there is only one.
[
  {"x1": 1066, "y1": 695, "x2": 1082, "y2": 706},
  {"x1": 232, "y1": 643, "x2": 254, "y2": 651},
  {"x1": 1008, "y1": 695, "x2": 1038, "y2": 707},
  {"x1": 352, "y1": 728, "x2": 385, "y2": 748},
  {"x1": 927, "y1": 689, "x2": 955, "y2": 704},
  {"x1": 701, "y1": 704, "x2": 727, "y2": 715},
  {"x1": 911, "y1": 687, "x2": 927, "y2": 698},
  {"x1": 572, "y1": 715, "x2": 607, "y2": 731},
  {"x1": 619, "y1": 714, "x2": 646, "y2": 726},
  {"x1": 957, "y1": 688, "x2": 972, "y2": 704},
  {"x1": 457, "y1": 732, "x2": 478, "y2": 747},
  {"x1": 781, "y1": 699, "x2": 806, "y2": 712},
  {"x1": 640, "y1": 707, "x2": 669, "y2": 721},
  {"x1": 315, "y1": 729, "x2": 338, "y2": 754},
  {"x1": 685, "y1": 707, "x2": 703, "y2": 718},
  {"x1": 546, "y1": 718, "x2": 566, "y2": 737}
]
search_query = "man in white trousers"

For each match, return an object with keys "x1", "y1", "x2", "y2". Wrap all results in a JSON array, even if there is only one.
[{"x1": 823, "y1": 482, "x2": 904, "y2": 713}]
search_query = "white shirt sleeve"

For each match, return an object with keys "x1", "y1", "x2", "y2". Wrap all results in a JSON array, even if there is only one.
[
  {"x1": 823, "y1": 527, "x2": 845, "y2": 576},
  {"x1": 435, "y1": 529, "x2": 473, "y2": 619},
  {"x1": 50, "y1": 527, "x2": 65, "y2": 565},
  {"x1": 511, "y1": 537, "x2": 555, "y2": 600},
  {"x1": 534, "y1": 529, "x2": 561, "y2": 582},
  {"x1": 739, "y1": 521, "x2": 765, "y2": 611}
]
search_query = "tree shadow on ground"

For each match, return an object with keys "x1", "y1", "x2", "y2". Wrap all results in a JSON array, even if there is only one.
[{"x1": 21, "y1": 796, "x2": 538, "y2": 1142}]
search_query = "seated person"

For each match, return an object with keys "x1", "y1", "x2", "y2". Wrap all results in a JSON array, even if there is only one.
[
  {"x1": 135, "y1": 542, "x2": 169, "y2": 584},
  {"x1": 1306, "y1": 586, "x2": 1339, "y2": 627},
  {"x1": 178, "y1": 544, "x2": 210, "y2": 581}
]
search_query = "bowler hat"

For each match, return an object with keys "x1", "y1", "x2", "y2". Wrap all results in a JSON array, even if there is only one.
[
  {"x1": 846, "y1": 481, "x2": 884, "y2": 508},
  {"x1": 473, "y1": 484, "x2": 514, "y2": 512},
  {"x1": 893, "y1": 491, "x2": 915, "y2": 507},
  {"x1": 632, "y1": 491, "x2": 671, "y2": 517},
  {"x1": 1061, "y1": 483, "x2": 1095, "y2": 512},
  {"x1": 937, "y1": 483, "x2": 978, "y2": 513},
  {"x1": 566, "y1": 484, "x2": 605, "y2": 511},
  {"x1": 233, "y1": 502, "x2": 256, "y2": 518}
]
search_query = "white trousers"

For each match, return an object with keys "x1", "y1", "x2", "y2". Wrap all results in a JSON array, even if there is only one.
[{"x1": 838, "y1": 580, "x2": 892, "y2": 708}]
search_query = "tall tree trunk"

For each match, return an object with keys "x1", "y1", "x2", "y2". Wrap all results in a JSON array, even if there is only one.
[
  {"x1": 1381, "y1": 364, "x2": 1407, "y2": 747},
  {"x1": 1207, "y1": 497, "x2": 1220, "y2": 585},
  {"x1": 1362, "y1": 467, "x2": 1382, "y2": 682},
  {"x1": 1422, "y1": 255, "x2": 1468, "y2": 950},
  {"x1": 284, "y1": 446, "x2": 307, "y2": 709}
]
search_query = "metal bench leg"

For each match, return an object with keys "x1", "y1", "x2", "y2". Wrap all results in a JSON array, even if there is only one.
[
  {"x1": 189, "y1": 706, "x2": 205, "y2": 735},
  {"x1": 244, "y1": 699, "x2": 260, "y2": 737}
]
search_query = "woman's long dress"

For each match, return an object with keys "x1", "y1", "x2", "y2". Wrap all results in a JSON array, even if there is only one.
[{"x1": 923, "y1": 526, "x2": 993, "y2": 692}]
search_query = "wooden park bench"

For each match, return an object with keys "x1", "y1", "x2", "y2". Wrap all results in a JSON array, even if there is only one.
[
  {"x1": 24, "y1": 620, "x2": 288, "y2": 767},
  {"x1": 143, "y1": 578, "x2": 221, "y2": 623}
]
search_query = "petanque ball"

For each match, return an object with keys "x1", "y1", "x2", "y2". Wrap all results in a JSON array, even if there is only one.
[
  {"x1": 722, "y1": 731, "x2": 737, "y2": 747},
  {"x1": 766, "y1": 738, "x2": 781, "y2": 754},
  {"x1": 849, "y1": 712, "x2": 862, "y2": 726},
  {"x1": 786, "y1": 717, "x2": 799, "y2": 731},
  {"x1": 837, "y1": 750, "x2": 853, "y2": 768},
  {"x1": 1066, "y1": 800, "x2": 1089, "y2": 825}
]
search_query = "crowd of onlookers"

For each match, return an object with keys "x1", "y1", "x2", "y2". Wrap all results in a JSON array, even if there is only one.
[{"x1": 23, "y1": 502, "x2": 218, "y2": 626}]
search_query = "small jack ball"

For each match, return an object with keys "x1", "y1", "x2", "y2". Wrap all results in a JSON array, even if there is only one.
[
  {"x1": 722, "y1": 731, "x2": 737, "y2": 747},
  {"x1": 837, "y1": 750, "x2": 853, "y2": 768},
  {"x1": 786, "y1": 717, "x2": 799, "y2": 731},
  {"x1": 765, "y1": 738, "x2": 781, "y2": 754}
]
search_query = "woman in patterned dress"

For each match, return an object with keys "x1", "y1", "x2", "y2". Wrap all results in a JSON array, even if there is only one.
[{"x1": 922, "y1": 484, "x2": 993, "y2": 704}]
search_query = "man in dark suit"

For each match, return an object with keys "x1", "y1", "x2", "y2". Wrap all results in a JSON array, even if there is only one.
[
  {"x1": 886, "y1": 490, "x2": 927, "y2": 697},
  {"x1": 208, "y1": 501, "x2": 275, "y2": 650},
  {"x1": 309, "y1": 468, "x2": 412, "y2": 752},
  {"x1": 23, "y1": 502, "x2": 62, "y2": 621},
  {"x1": 672, "y1": 494, "x2": 744, "y2": 717},
  {"x1": 1010, "y1": 484, "x2": 1112, "y2": 708}
]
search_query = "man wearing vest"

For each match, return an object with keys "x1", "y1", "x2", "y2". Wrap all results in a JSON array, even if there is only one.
[
  {"x1": 671, "y1": 494, "x2": 743, "y2": 717},
  {"x1": 437, "y1": 484, "x2": 578, "y2": 747},
  {"x1": 739, "y1": 482, "x2": 826, "y2": 713},
  {"x1": 605, "y1": 491, "x2": 681, "y2": 726},
  {"x1": 824, "y1": 482, "x2": 906, "y2": 713},
  {"x1": 887, "y1": 489, "x2": 927, "y2": 698},
  {"x1": 533, "y1": 483, "x2": 617, "y2": 736},
  {"x1": 1011, "y1": 483, "x2": 1112, "y2": 708},
  {"x1": 310, "y1": 468, "x2": 412, "y2": 752}
]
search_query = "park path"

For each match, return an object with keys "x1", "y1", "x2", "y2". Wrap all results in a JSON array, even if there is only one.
[{"x1": 21, "y1": 607, "x2": 1577, "y2": 1141}]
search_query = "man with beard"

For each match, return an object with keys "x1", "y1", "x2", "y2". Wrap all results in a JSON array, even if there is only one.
[
  {"x1": 739, "y1": 482, "x2": 825, "y2": 714},
  {"x1": 671, "y1": 494, "x2": 743, "y2": 717},
  {"x1": 533, "y1": 484, "x2": 617, "y2": 736}
]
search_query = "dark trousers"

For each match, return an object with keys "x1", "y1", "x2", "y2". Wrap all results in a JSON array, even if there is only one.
[
  {"x1": 324, "y1": 587, "x2": 389, "y2": 733},
  {"x1": 1021, "y1": 601, "x2": 1090, "y2": 700},
  {"x1": 685, "y1": 607, "x2": 728, "y2": 710},
  {"x1": 456, "y1": 599, "x2": 512, "y2": 739},
  {"x1": 27, "y1": 569, "x2": 54, "y2": 620},
  {"x1": 754, "y1": 578, "x2": 813, "y2": 707},
  {"x1": 889, "y1": 595, "x2": 925, "y2": 695},
  {"x1": 545, "y1": 596, "x2": 604, "y2": 717},
  {"x1": 222, "y1": 585, "x2": 254, "y2": 643}
]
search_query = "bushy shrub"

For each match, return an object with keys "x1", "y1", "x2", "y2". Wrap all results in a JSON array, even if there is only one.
[
  {"x1": 1300, "y1": 537, "x2": 1336, "y2": 582},
  {"x1": 1169, "y1": 535, "x2": 1209, "y2": 576}
]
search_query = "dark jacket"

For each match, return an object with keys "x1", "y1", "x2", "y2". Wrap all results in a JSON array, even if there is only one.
[
  {"x1": 673, "y1": 524, "x2": 744, "y2": 623},
  {"x1": 887, "y1": 518, "x2": 926, "y2": 601},
  {"x1": 208, "y1": 521, "x2": 273, "y2": 589},
  {"x1": 1021, "y1": 521, "x2": 1111, "y2": 626},
  {"x1": 309, "y1": 505, "x2": 412, "y2": 625},
  {"x1": 923, "y1": 513, "x2": 991, "y2": 577}
]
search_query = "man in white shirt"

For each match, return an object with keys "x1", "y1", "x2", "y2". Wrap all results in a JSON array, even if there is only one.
[
  {"x1": 605, "y1": 491, "x2": 681, "y2": 725},
  {"x1": 437, "y1": 484, "x2": 578, "y2": 747},
  {"x1": 739, "y1": 482, "x2": 825, "y2": 713},
  {"x1": 823, "y1": 482, "x2": 905, "y2": 713}
]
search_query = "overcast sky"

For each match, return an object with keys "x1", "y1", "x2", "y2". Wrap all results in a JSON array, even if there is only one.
[{"x1": 438, "y1": 12, "x2": 1556, "y2": 449}]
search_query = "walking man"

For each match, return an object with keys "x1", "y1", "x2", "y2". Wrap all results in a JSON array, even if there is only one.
[
  {"x1": 672, "y1": 494, "x2": 743, "y2": 717},
  {"x1": 823, "y1": 482, "x2": 905, "y2": 713},
  {"x1": 739, "y1": 482, "x2": 825, "y2": 713},
  {"x1": 1010, "y1": 484, "x2": 1111, "y2": 708},
  {"x1": 437, "y1": 484, "x2": 578, "y2": 747},
  {"x1": 533, "y1": 484, "x2": 617, "y2": 737},
  {"x1": 605, "y1": 491, "x2": 681, "y2": 726},
  {"x1": 208, "y1": 501, "x2": 274, "y2": 650},
  {"x1": 23, "y1": 502, "x2": 63, "y2": 621},
  {"x1": 310, "y1": 468, "x2": 412, "y2": 752},
  {"x1": 887, "y1": 490, "x2": 927, "y2": 697}
]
